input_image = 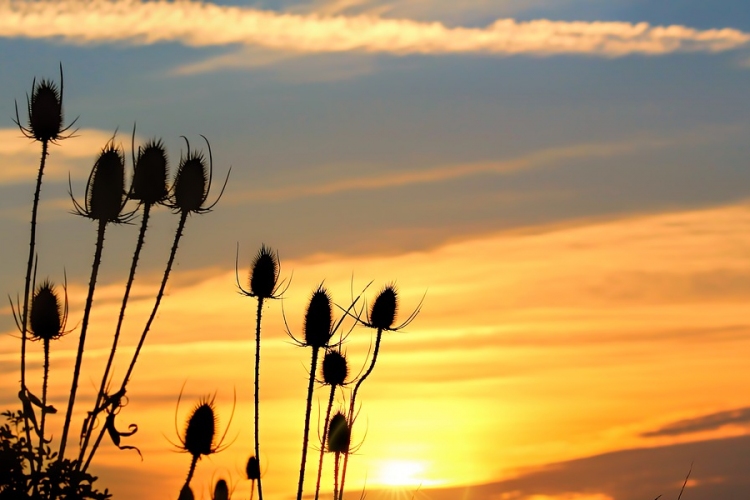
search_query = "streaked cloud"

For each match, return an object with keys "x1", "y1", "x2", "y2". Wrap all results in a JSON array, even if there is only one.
[
  {"x1": 0, "y1": 128, "x2": 133, "y2": 185},
  {"x1": 1, "y1": 0, "x2": 748, "y2": 65},
  {"x1": 643, "y1": 407, "x2": 750, "y2": 438}
]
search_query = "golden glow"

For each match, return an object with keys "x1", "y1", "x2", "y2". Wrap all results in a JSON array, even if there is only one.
[{"x1": 375, "y1": 460, "x2": 429, "y2": 487}]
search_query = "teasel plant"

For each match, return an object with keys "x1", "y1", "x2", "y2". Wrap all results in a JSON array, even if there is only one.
[
  {"x1": 338, "y1": 284, "x2": 423, "y2": 500},
  {"x1": 80, "y1": 135, "x2": 229, "y2": 473},
  {"x1": 327, "y1": 411, "x2": 351, "y2": 500},
  {"x1": 246, "y1": 455, "x2": 261, "y2": 500},
  {"x1": 171, "y1": 390, "x2": 235, "y2": 496},
  {"x1": 78, "y1": 127, "x2": 171, "y2": 469},
  {"x1": 9, "y1": 268, "x2": 72, "y2": 477},
  {"x1": 313, "y1": 347, "x2": 362, "y2": 500},
  {"x1": 286, "y1": 285, "x2": 364, "y2": 500},
  {"x1": 236, "y1": 244, "x2": 288, "y2": 500},
  {"x1": 61, "y1": 136, "x2": 132, "y2": 460},
  {"x1": 13, "y1": 63, "x2": 77, "y2": 468}
]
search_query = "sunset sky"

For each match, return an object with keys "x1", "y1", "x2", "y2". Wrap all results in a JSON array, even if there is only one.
[{"x1": 2, "y1": 1, "x2": 750, "y2": 499}]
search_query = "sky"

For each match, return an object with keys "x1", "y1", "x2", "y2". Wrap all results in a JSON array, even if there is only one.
[{"x1": 1, "y1": 0, "x2": 750, "y2": 499}]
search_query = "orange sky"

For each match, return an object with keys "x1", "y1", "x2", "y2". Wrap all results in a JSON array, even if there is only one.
[{"x1": 2, "y1": 200, "x2": 749, "y2": 499}]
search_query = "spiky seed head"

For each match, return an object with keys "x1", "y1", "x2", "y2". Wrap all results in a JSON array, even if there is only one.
[
  {"x1": 370, "y1": 285, "x2": 397, "y2": 330},
  {"x1": 30, "y1": 281, "x2": 62, "y2": 341},
  {"x1": 183, "y1": 400, "x2": 217, "y2": 458},
  {"x1": 322, "y1": 350, "x2": 348, "y2": 387},
  {"x1": 327, "y1": 412, "x2": 350, "y2": 454},
  {"x1": 249, "y1": 245, "x2": 279, "y2": 298},
  {"x1": 304, "y1": 286, "x2": 333, "y2": 349},
  {"x1": 178, "y1": 485, "x2": 195, "y2": 500},
  {"x1": 28, "y1": 79, "x2": 63, "y2": 142},
  {"x1": 131, "y1": 139, "x2": 168, "y2": 205},
  {"x1": 213, "y1": 479, "x2": 229, "y2": 500},
  {"x1": 173, "y1": 153, "x2": 208, "y2": 213},
  {"x1": 245, "y1": 455, "x2": 260, "y2": 481},
  {"x1": 87, "y1": 144, "x2": 126, "y2": 222}
]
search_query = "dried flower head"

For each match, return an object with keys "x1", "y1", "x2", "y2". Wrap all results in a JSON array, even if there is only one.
[
  {"x1": 29, "y1": 280, "x2": 68, "y2": 342},
  {"x1": 173, "y1": 392, "x2": 234, "y2": 460},
  {"x1": 304, "y1": 286, "x2": 333, "y2": 349},
  {"x1": 171, "y1": 136, "x2": 227, "y2": 215},
  {"x1": 213, "y1": 479, "x2": 229, "y2": 500},
  {"x1": 327, "y1": 412, "x2": 350, "y2": 454},
  {"x1": 130, "y1": 136, "x2": 169, "y2": 205},
  {"x1": 370, "y1": 285, "x2": 397, "y2": 330},
  {"x1": 178, "y1": 485, "x2": 195, "y2": 500},
  {"x1": 245, "y1": 455, "x2": 260, "y2": 481},
  {"x1": 71, "y1": 138, "x2": 130, "y2": 223},
  {"x1": 321, "y1": 349, "x2": 349, "y2": 387},
  {"x1": 249, "y1": 245, "x2": 279, "y2": 299},
  {"x1": 14, "y1": 64, "x2": 76, "y2": 143}
]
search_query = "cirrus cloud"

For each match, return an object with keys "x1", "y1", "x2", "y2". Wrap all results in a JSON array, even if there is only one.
[{"x1": 0, "y1": 0, "x2": 748, "y2": 60}]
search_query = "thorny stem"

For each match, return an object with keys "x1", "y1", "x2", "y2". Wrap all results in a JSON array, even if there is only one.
[
  {"x1": 37, "y1": 338, "x2": 50, "y2": 473},
  {"x1": 79, "y1": 203, "x2": 152, "y2": 466},
  {"x1": 339, "y1": 327, "x2": 384, "y2": 500},
  {"x1": 182, "y1": 455, "x2": 199, "y2": 494},
  {"x1": 59, "y1": 218, "x2": 108, "y2": 460},
  {"x1": 333, "y1": 452, "x2": 341, "y2": 500},
  {"x1": 254, "y1": 297, "x2": 265, "y2": 500},
  {"x1": 296, "y1": 347, "x2": 320, "y2": 500},
  {"x1": 20, "y1": 139, "x2": 48, "y2": 475},
  {"x1": 314, "y1": 385, "x2": 336, "y2": 500},
  {"x1": 83, "y1": 210, "x2": 188, "y2": 472}
]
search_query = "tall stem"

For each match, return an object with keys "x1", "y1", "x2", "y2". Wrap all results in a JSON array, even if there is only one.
[
  {"x1": 83, "y1": 211, "x2": 188, "y2": 472},
  {"x1": 339, "y1": 328, "x2": 383, "y2": 500},
  {"x1": 181, "y1": 455, "x2": 199, "y2": 494},
  {"x1": 37, "y1": 338, "x2": 50, "y2": 472},
  {"x1": 59, "y1": 218, "x2": 108, "y2": 460},
  {"x1": 79, "y1": 203, "x2": 152, "y2": 464},
  {"x1": 333, "y1": 452, "x2": 341, "y2": 500},
  {"x1": 314, "y1": 385, "x2": 336, "y2": 500},
  {"x1": 20, "y1": 139, "x2": 48, "y2": 474},
  {"x1": 296, "y1": 347, "x2": 320, "y2": 500},
  {"x1": 254, "y1": 297, "x2": 264, "y2": 500}
]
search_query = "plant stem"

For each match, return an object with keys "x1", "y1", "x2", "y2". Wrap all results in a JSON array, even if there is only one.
[
  {"x1": 20, "y1": 139, "x2": 48, "y2": 474},
  {"x1": 59, "y1": 218, "x2": 108, "y2": 460},
  {"x1": 83, "y1": 210, "x2": 188, "y2": 472},
  {"x1": 254, "y1": 297, "x2": 264, "y2": 500},
  {"x1": 333, "y1": 452, "x2": 341, "y2": 500},
  {"x1": 296, "y1": 346, "x2": 320, "y2": 500},
  {"x1": 37, "y1": 338, "x2": 50, "y2": 473},
  {"x1": 339, "y1": 327, "x2": 384, "y2": 500},
  {"x1": 79, "y1": 203, "x2": 152, "y2": 465},
  {"x1": 314, "y1": 385, "x2": 336, "y2": 500},
  {"x1": 182, "y1": 455, "x2": 199, "y2": 493}
]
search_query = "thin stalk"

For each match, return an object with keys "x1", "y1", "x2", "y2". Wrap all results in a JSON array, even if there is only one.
[
  {"x1": 181, "y1": 455, "x2": 199, "y2": 494},
  {"x1": 254, "y1": 297, "x2": 265, "y2": 500},
  {"x1": 59, "y1": 218, "x2": 108, "y2": 460},
  {"x1": 83, "y1": 210, "x2": 188, "y2": 472},
  {"x1": 20, "y1": 139, "x2": 48, "y2": 474},
  {"x1": 250, "y1": 480, "x2": 256, "y2": 500},
  {"x1": 314, "y1": 385, "x2": 336, "y2": 500},
  {"x1": 339, "y1": 327, "x2": 384, "y2": 500},
  {"x1": 333, "y1": 452, "x2": 341, "y2": 500},
  {"x1": 37, "y1": 338, "x2": 50, "y2": 473},
  {"x1": 296, "y1": 347, "x2": 320, "y2": 500},
  {"x1": 79, "y1": 203, "x2": 152, "y2": 465}
]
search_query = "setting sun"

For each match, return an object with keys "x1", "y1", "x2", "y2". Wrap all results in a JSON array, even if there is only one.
[{"x1": 376, "y1": 460, "x2": 428, "y2": 487}]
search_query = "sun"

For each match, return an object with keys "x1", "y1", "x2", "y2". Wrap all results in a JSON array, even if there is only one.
[{"x1": 376, "y1": 460, "x2": 427, "y2": 487}]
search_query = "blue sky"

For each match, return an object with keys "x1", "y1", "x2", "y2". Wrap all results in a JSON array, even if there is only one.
[{"x1": 2, "y1": 1, "x2": 750, "y2": 499}]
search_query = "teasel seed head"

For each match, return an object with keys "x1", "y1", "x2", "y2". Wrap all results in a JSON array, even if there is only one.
[
  {"x1": 246, "y1": 455, "x2": 260, "y2": 481},
  {"x1": 327, "y1": 412, "x2": 350, "y2": 454},
  {"x1": 304, "y1": 285, "x2": 333, "y2": 349},
  {"x1": 131, "y1": 138, "x2": 169, "y2": 205},
  {"x1": 30, "y1": 281, "x2": 63, "y2": 342},
  {"x1": 15, "y1": 65, "x2": 76, "y2": 143},
  {"x1": 249, "y1": 245, "x2": 279, "y2": 299},
  {"x1": 183, "y1": 399, "x2": 217, "y2": 458},
  {"x1": 370, "y1": 285, "x2": 397, "y2": 330},
  {"x1": 174, "y1": 152, "x2": 207, "y2": 213},
  {"x1": 213, "y1": 479, "x2": 229, "y2": 500},
  {"x1": 322, "y1": 350, "x2": 348, "y2": 387},
  {"x1": 72, "y1": 139, "x2": 129, "y2": 223},
  {"x1": 178, "y1": 485, "x2": 195, "y2": 500}
]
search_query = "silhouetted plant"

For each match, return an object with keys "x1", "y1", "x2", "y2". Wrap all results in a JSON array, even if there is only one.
[{"x1": 245, "y1": 455, "x2": 261, "y2": 500}]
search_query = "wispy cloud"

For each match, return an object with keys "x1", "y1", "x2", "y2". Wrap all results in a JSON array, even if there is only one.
[
  {"x1": 643, "y1": 407, "x2": 750, "y2": 438},
  {"x1": 1, "y1": 0, "x2": 748, "y2": 63}
]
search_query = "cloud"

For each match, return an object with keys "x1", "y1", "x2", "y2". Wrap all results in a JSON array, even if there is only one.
[
  {"x1": 643, "y1": 407, "x2": 750, "y2": 438},
  {"x1": 0, "y1": 127, "x2": 134, "y2": 185},
  {"x1": 1, "y1": 0, "x2": 748, "y2": 66}
]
